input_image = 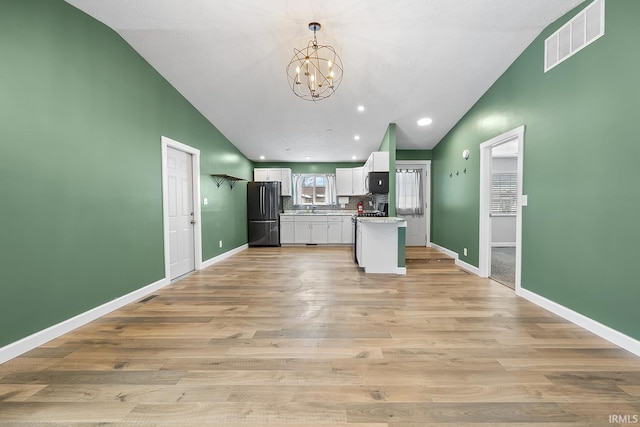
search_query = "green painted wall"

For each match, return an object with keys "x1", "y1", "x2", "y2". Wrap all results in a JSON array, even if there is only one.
[
  {"x1": 432, "y1": 0, "x2": 640, "y2": 339},
  {"x1": 396, "y1": 150, "x2": 432, "y2": 161},
  {"x1": 0, "y1": 0, "x2": 252, "y2": 347}
]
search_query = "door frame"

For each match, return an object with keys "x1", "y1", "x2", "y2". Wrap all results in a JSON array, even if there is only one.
[
  {"x1": 161, "y1": 136, "x2": 202, "y2": 280},
  {"x1": 395, "y1": 160, "x2": 431, "y2": 247},
  {"x1": 479, "y1": 125, "x2": 525, "y2": 291}
]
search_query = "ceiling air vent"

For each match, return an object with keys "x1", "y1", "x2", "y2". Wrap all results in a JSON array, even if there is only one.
[{"x1": 544, "y1": 0, "x2": 605, "y2": 72}]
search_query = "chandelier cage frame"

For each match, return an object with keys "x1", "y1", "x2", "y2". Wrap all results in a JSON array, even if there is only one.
[{"x1": 286, "y1": 22, "x2": 344, "y2": 101}]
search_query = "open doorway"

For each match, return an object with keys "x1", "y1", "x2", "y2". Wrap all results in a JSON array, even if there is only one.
[
  {"x1": 479, "y1": 126, "x2": 525, "y2": 291},
  {"x1": 396, "y1": 160, "x2": 431, "y2": 247},
  {"x1": 489, "y1": 140, "x2": 518, "y2": 288}
]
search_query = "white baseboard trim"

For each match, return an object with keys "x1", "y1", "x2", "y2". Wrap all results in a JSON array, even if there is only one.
[
  {"x1": 430, "y1": 242, "x2": 455, "y2": 258},
  {"x1": 456, "y1": 259, "x2": 481, "y2": 276},
  {"x1": 200, "y1": 244, "x2": 248, "y2": 269},
  {"x1": 430, "y1": 242, "x2": 481, "y2": 276},
  {"x1": 517, "y1": 288, "x2": 640, "y2": 357},
  {"x1": 0, "y1": 277, "x2": 170, "y2": 364}
]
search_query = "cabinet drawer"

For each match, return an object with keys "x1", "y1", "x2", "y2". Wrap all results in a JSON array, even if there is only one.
[
  {"x1": 280, "y1": 215, "x2": 295, "y2": 222},
  {"x1": 327, "y1": 216, "x2": 342, "y2": 222}
]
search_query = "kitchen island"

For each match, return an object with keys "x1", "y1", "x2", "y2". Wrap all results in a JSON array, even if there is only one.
[{"x1": 356, "y1": 217, "x2": 406, "y2": 274}]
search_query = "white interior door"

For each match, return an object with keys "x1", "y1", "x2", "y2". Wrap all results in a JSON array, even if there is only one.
[
  {"x1": 396, "y1": 161, "x2": 431, "y2": 246},
  {"x1": 167, "y1": 146, "x2": 195, "y2": 279}
]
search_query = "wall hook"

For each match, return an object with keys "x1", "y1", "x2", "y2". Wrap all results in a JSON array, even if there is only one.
[
  {"x1": 456, "y1": 171, "x2": 459, "y2": 176},
  {"x1": 464, "y1": 168, "x2": 467, "y2": 173}
]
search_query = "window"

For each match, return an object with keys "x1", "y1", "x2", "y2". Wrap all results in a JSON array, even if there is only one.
[
  {"x1": 396, "y1": 169, "x2": 424, "y2": 215},
  {"x1": 491, "y1": 172, "x2": 517, "y2": 214},
  {"x1": 293, "y1": 173, "x2": 336, "y2": 206}
]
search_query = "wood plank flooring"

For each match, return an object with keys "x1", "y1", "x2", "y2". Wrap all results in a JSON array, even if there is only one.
[{"x1": 1, "y1": 246, "x2": 639, "y2": 426}]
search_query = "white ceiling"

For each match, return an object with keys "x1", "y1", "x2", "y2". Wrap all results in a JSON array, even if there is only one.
[{"x1": 64, "y1": 0, "x2": 583, "y2": 162}]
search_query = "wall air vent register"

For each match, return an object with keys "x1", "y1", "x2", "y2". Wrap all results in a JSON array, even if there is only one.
[{"x1": 544, "y1": 0, "x2": 605, "y2": 72}]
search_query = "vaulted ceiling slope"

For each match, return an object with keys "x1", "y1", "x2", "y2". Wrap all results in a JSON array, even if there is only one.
[{"x1": 65, "y1": 0, "x2": 584, "y2": 162}]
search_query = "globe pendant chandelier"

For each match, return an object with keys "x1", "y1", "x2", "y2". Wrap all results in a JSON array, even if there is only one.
[{"x1": 286, "y1": 22, "x2": 343, "y2": 101}]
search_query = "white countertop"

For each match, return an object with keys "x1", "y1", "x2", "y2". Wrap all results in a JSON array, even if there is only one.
[
  {"x1": 281, "y1": 211, "x2": 356, "y2": 216},
  {"x1": 357, "y1": 217, "x2": 406, "y2": 224}
]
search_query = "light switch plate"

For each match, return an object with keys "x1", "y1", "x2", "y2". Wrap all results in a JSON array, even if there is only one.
[
  {"x1": 203, "y1": 198, "x2": 208, "y2": 206},
  {"x1": 521, "y1": 195, "x2": 528, "y2": 206}
]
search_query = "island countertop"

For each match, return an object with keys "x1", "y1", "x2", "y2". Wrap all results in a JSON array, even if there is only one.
[{"x1": 356, "y1": 216, "x2": 405, "y2": 224}]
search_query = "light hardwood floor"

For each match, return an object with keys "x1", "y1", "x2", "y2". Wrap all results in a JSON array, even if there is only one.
[{"x1": 1, "y1": 246, "x2": 639, "y2": 426}]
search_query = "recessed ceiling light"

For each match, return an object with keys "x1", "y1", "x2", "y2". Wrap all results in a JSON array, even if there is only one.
[
  {"x1": 352, "y1": 155, "x2": 357, "y2": 160},
  {"x1": 417, "y1": 117, "x2": 433, "y2": 126},
  {"x1": 305, "y1": 156, "x2": 311, "y2": 160},
  {"x1": 357, "y1": 105, "x2": 365, "y2": 112},
  {"x1": 354, "y1": 135, "x2": 360, "y2": 141},
  {"x1": 259, "y1": 155, "x2": 265, "y2": 160}
]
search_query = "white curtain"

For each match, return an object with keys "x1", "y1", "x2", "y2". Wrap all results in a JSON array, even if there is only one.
[
  {"x1": 396, "y1": 169, "x2": 423, "y2": 215},
  {"x1": 325, "y1": 173, "x2": 337, "y2": 205},
  {"x1": 293, "y1": 174, "x2": 304, "y2": 205}
]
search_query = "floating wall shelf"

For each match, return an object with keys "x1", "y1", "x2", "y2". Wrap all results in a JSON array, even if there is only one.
[{"x1": 210, "y1": 174, "x2": 245, "y2": 189}]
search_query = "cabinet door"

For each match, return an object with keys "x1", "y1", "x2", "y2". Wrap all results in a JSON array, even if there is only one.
[
  {"x1": 254, "y1": 168, "x2": 269, "y2": 181},
  {"x1": 352, "y1": 167, "x2": 365, "y2": 195},
  {"x1": 370, "y1": 151, "x2": 390, "y2": 172},
  {"x1": 294, "y1": 222, "x2": 310, "y2": 243},
  {"x1": 327, "y1": 219, "x2": 342, "y2": 243},
  {"x1": 280, "y1": 221, "x2": 295, "y2": 244},
  {"x1": 267, "y1": 168, "x2": 282, "y2": 182},
  {"x1": 310, "y1": 222, "x2": 328, "y2": 244},
  {"x1": 280, "y1": 168, "x2": 292, "y2": 196},
  {"x1": 336, "y1": 168, "x2": 354, "y2": 195},
  {"x1": 341, "y1": 217, "x2": 354, "y2": 244},
  {"x1": 280, "y1": 215, "x2": 295, "y2": 244}
]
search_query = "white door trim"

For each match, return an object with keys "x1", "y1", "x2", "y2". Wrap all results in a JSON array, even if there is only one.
[
  {"x1": 161, "y1": 136, "x2": 202, "y2": 280},
  {"x1": 479, "y1": 126, "x2": 525, "y2": 291},
  {"x1": 396, "y1": 160, "x2": 431, "y2": 247}
]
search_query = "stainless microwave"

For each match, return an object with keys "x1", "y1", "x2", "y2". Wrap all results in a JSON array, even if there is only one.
[{"x1": 366, "y1": 172, "x2": 389, "y2": 194}]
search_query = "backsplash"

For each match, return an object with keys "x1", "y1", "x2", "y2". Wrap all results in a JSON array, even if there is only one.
[{"x1": 283, "y1": 195, "x2": 376, "y2": 212}]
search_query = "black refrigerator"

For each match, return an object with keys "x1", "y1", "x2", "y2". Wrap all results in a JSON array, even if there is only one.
[{"x1": 247, "y1": 181, "x2": 281, "y2": 247}]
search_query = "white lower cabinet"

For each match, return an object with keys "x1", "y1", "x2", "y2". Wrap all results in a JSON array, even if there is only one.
[
  {"x1": 282, "y1": 214, "x2": 353, "y2": 244},
  {"x1": 341, "y1": 216, "x2": 353, "y2": 244},
  {"x1": 294, "y1": 217, "x2": 328, "y2": 244},
  {"x1": 327, "y1": 216, "x2": 342, "y2": 243},
  {"x1": 279, "y1": 215, "x2": 295, "y2": 244}
]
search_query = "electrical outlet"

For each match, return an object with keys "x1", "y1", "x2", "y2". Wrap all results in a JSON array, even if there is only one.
[
  {"x1": 463, "y1": 248, "x2": 468, "y2": 257},
  {"x1": 219, "y1": 240, "x2": 223, "y2": 248}
]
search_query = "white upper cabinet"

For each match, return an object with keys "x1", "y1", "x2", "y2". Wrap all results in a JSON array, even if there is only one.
[
  {"x1": 352, "y1": 167, "x2": 365, "y2": 196},
  {"x1": 336, "y1": 152, "x2": 388, "y2": 196},
  {"x1": 280, "y1": 168, "x2": 292, "y2": 196},
  {"x1": 254, "y1": 168, "x2": 292, "y2": 196},
  {"x1": 336, "y1": 168, "x2": 354, "y2": 195},
  {"x1": 336, "y1": 166, "x2": 366, "y2": 196},
  {"x1": 364, "y1": 151, "x2": 389, "y2": 173},
  {"x1": 254, "y1": 168, "x2": 281, "y2": 182}
]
